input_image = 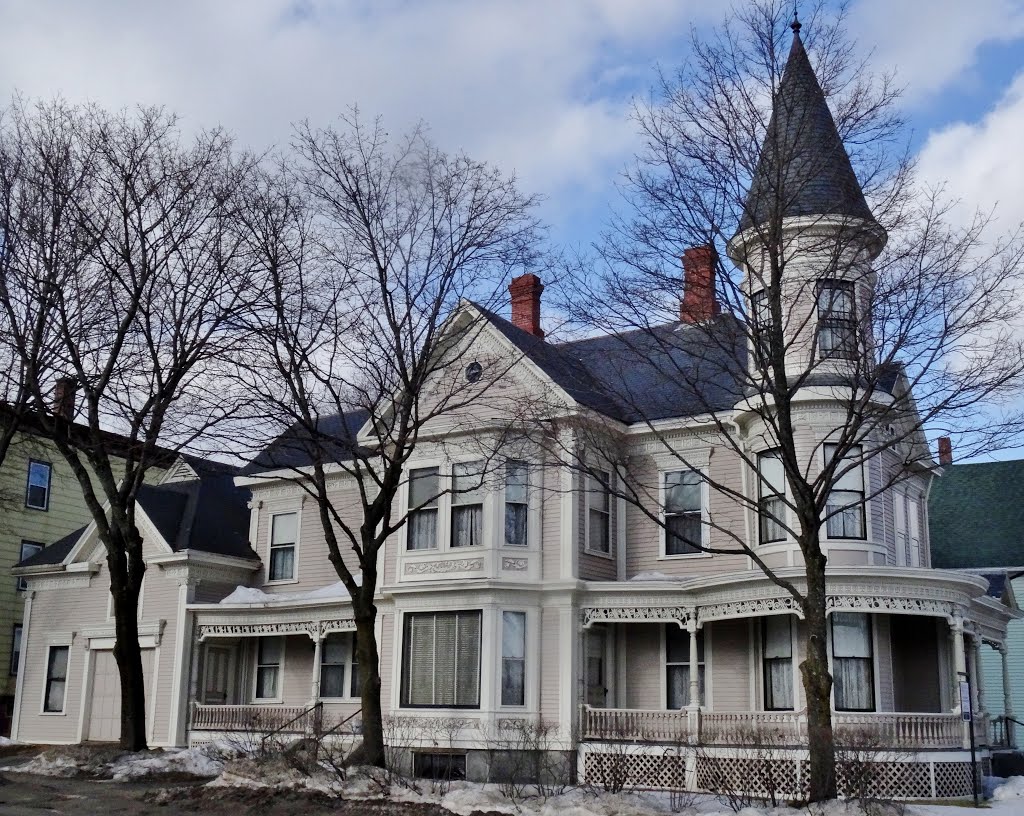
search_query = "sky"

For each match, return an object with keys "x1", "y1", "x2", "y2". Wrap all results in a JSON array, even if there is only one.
[{"x1": 0, "y1": 0, "x2": 1022, "y2": 251}]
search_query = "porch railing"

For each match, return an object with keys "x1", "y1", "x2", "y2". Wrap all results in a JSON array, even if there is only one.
[
  {"x1": 582, "y1": 706, "x2": 965, "y2": 749},
  {"x1": 192, "y1": 703, "x2": 318, "y2": 733}
]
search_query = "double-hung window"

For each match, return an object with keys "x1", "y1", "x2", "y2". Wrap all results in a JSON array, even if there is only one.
[
  {"x1": 43, "y1": 645, "x2": 69, "y2": 712},
  {"x1": 816, "y1": 280, "x2": 857, "y2": 359},
  {"x1": 268, "y1": 513, "x2": 297, "y2": 581},
  {"x1": 751, "y1": 289, "x2": 772, "y2": 364},
  {"x1": 763, "y1": 616, "x2": 794, "y2": 710},
  {"x1": 832, "y1": 612, "x2": 875, "y2": 711},
  {"x1": 501, "y1": 611, "x2": 526, "y2": 706},
  {"x1": 401, "y1": 611, "x2": 481, "y2": 708},
  {"x1": 587, "y1": 471, "x2": 611, "y2": 554},
  {"x1": 255, "y1": 637, "x2": 283, "y2": 700},
  {"x1": 758, "y1": 451, "x2": 787, "y2": 543},
  {"x1": 26, "y1": 460, "x2": 52, "y2": 510},
  {"x1": 666, "y1": 625, "x2": 704, "y2": 708},
  {"x1": 894, "y1": 490, "x2": 922, "y2": 566},
  {"x1": 407, "y1": 467, "x2": 440, "y2": 550},
  {"x1": 17, "y1": 541, "x2": 43, "y2": 590},
  {"x1": 824, "y1": 445, "x2": 865, "y2": 539},
  {"x1": 451, "y1": 462, "x2": 484, "y2": 548},
  {"x1": 10, "y1": 624, "x2": 22, "y2": 676},
  {"x1": 665, "y1": 470, "x2": 702, "y2": 555},
  {"x1": 320, "y1": 632, "x2": 358, "y2": 698},
  {"x1": 504, "y1": 460, "x2": 529, "y2": 547}
]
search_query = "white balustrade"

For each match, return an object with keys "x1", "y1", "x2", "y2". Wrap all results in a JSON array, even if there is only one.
[
  {"x1": 192, "y1": 703, "x2": 311, "y2": 732},
  {"x1": 581, "y1": 707, "x2": 691, "y2": 742}
]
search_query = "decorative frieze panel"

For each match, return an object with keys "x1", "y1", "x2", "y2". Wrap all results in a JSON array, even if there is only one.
[
  {"x1": 197, "y1": 617, "x2": 356, "y2": 640},
  {"x1": 698, "y1": 595, "x2": 801, "y2": 623},
  {"x1": 501, "y1": 558, "x2": 528, "y2": 571},
  {"x1": 582, "y1": 606, "x2": 693, "y2": 627},
  {"x1": 26, "y1": 574, "x2": 93, "y2": 591},
  {"x1": 404, "y1": 558, "x2": 484, "y2": 576},
  {"x1": 826, "y1": 595, "x2": 961, "y2": 619}
]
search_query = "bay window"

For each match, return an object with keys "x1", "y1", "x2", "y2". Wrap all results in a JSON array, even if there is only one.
[
  {"x1": 587, "y1": 471, "x2": 611, "y2": 554},
  {"x1": 451, "y1": 462, "x2": 484, "y2": 548},
  {"x1": 666, "y1": 625, "x2": 704, "y2": 708},
  {"x1": 504, "y1": 460, "x2": 529, "y2": 547},
  {"x1": 408, "y1": 467, "x2": 439, "y2": 550},
  {"x1": 763, "y1": 616, "x2": 794, "y2": 710},
  {"x1": 832, "y1": 612, "x2": 874, "y2": 711},
  {"x1": 665, "y1": 469, "x2": 702, "y2": 555},
  {"x1": 824, "y1": 444, "x2": 865, "y2": 539},
  {"x1": 401, "y1": 611, "x2": 481, "y2": 708},
  {"x1": 501, "y1": 611, "x2": 526, "y2": 706},
  {"x1": 255, "y1": 637, "x2": 282, "y2": 700},
  {"x1": 758, "y1": 451, "x2": 786, "y2": 543}
]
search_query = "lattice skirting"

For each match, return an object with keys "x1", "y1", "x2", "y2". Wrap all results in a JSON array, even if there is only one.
[{"x1": 580, "y1": 743, "x2": 983, "y2": 800}]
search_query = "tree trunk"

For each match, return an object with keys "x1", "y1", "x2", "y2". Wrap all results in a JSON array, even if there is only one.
[
  {"x1": 801, "y1": 549, "x2": 836, "y2": 801},
  {"x1": 353, "y1": 604, "x2": 385, "y2": 767},
  {"x1": 112, "y1": 576, "x2": 148, "y2": 751}
]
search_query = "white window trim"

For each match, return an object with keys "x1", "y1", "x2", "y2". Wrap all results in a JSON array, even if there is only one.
[
  {"x1": 584, "y1": 469, "x2": 614, "y2": 559},
  {"x1": 756, "y1": 449, "x2": 788, "y2": 545},
  {"x1": 266, "y1": 510, "x2": 300, "y2": 585},
  {"x1": 822, "y1": 444, "x2": 868, "y2": 542},
  {"x1": 318, "y1": 632, "x2": 359, "y2": 701},
  {"x1": 659, "y1": 467, "x2": 712, "y2": 560},
  {"x1": 401, "y1": 459, "x2": 444, "y2": 553},
  {"x1": 40, "y1": 642, "x2": 72, "y2": 716},
  {"x1": 252, "y1": 636, "x2": 286, "y2": 704},
  {"x1": 501, "y1": 460, "x2": 532, "y2": 550},
  {"x1": 398, "y1": 608, "x2": 484, "y2": 710},
  {"x1": 498, "y1": 608, "x2": 529, "y2": 709},
  {"x1": 659, "y1": 624, "x2": 712, "y2": 710},
  {"x1": 825, "y1": 611, "x2": 879, "y2": 713},
  {"x1": 759, "y1": 614, "x2": 798, "y2": 711},
  {"x1": 449, "y1": 457, "x2": 488, "y2": 550}
]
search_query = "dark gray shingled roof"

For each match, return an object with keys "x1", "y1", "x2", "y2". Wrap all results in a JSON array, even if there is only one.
[
  {"x1": 737, "y1": 25, "x2": 875, "y2": 233},
  {"x1": 16, "y1": 457, "x2": 257, "y2": 568},
  {"x1": 241, "y1": 409, "x2": 370, "y2": 476}
]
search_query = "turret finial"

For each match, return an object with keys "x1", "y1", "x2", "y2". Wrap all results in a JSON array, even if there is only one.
[{"x1": 791, "y1": 9, "x2": 801, "y2": 35}]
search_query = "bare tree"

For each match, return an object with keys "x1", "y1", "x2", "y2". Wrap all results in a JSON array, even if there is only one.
[
  {"x1": 554, "y1": 1, "x2": 1024, "y2": 801},
  {"x1": 238, "y1": 112, "x2": 545, "y2": 767},
  {"x1": 0, "y1": 98, "x2": 258, "y2": 750}
]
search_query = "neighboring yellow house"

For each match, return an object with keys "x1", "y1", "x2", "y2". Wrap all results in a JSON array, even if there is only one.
[{"x1": 0, "y1": 407, "x2": 170, "y2": 736}]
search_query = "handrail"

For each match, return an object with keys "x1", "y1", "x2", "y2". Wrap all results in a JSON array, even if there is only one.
[
  {"x1": 321, "y1": 707, "x2": 362, "y2": 741},
  {"x1": 260, "y1": 701, "x2": 323, "y2": 752}
]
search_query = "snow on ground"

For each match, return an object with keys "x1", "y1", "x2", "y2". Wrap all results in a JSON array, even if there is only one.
[
  {"x1": 0, "y1": 746, "x2": 224, "y2": 780},
  {"x1": 992, "y1": 774, "x2": 1024, "y2": 800},
  {"x1": 0, "y1": 736, "x2": 17, "y2": 746},
  {"x1": 219, "y1": 578, "x2": 359, "y2": 606}
]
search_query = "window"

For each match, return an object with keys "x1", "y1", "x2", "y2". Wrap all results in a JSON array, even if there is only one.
[
  {"x1": 407, "y1": 467, "x2": 439, "y2": 550},
  {"x1": 43, "y1": 645, "x2": 69, "y2": 712},
  {"x1": 758, "y1": 451, "x2": 786, "y2": 543},
  {"x1": 26, "y1": 460, "x2": 52, "y2": 510},
  {"x1": 585, "y1": 628, "x2": 608, "y2": 707},
  {"x1": 824, "y1": 445, "x2": 865, "y2": 539},
  {"x1": 832, "y1": 612, "x2": 874, "y2": 711},
  {"x1": 894, "y1": 490, "x2": 922, "y2": 567},
  {"x1": 763, "y1": 616, "x2": 794, "y2": 710},
  {"x1": 255, "y1": 637, "x2": 283, "y2": 700},
  {"x1": 751, "y1": 289, "x2": 772, "y2": 363},
  {"x1": 665, "y1": 470, "x2": 702, "y2": 555},
  {"x1": 401, "y1": 611, "x2": 481, "y2": 708},
  {"x1": 320, "y1": 633, "x2": 351, "y2": 699},
  {"x1": 504, "y1": 460, "x2": 529, "y2": 547},
  {"x1": 501, "y1": 611, "x2": 526, "y2": 706},
  {"x1": 17, "y1": 541, "x2": 43, "y2": 590},
  {"x1": 451, "y1": 462, "x2": 484, "y2": 548},
  {"x1": 587, "y1": 471, "x2": 611, "y2": 554},
  {"x1": 415, "y1": 752, "x2": 467, "y2": 781},
  {"x1": 10, "y1": 625, "x2": 22, "y2": 676},
  {"x1": 268, "y1": 513, "x2": 297, "y2": 581},
  {"x1": 666, "y1": 626, "x2": 704, "y2": 708},
  {"x1": 816, "y1": 280, "x2": 856, "y2": 359}
]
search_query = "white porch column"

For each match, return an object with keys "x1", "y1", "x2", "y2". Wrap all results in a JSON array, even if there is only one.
[
  {"x1": 950, "y1": 616, "x2": 970, "y2": 749},
  {"x1": 971, "y1": 637, "x2": 986, "y2": 715},
  {"x1": 1001, "y1": 645, "x2": 1016, "y2": 747},
  {"x1": 310, "y1": 634, "x2": 323, "y2": 704},
  {"x1": 686, "y1": 617, "x2": 702, "y2": 744}
]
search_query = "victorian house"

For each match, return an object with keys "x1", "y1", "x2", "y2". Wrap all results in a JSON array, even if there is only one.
[{"x1": 10, "y1": 24, "x2": 1019, "y2": 800}]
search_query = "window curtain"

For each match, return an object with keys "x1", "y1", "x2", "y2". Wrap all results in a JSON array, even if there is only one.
[
  {"x1": 452, "y1": 505, "x2": 483, "y2": 547},
  {"x1": 832, "y1": 612, "x2": 874, "y2": 711}
]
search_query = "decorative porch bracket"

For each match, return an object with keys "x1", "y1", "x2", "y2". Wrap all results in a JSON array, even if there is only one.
[
  {"x1": 197, "y1": 617, "x2": 357, "y2": 641},
  {"x1": 581, "y1": 606, "x2": 694, "y2": 628}
]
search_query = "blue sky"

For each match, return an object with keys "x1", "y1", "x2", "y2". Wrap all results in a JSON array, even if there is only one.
[{"x1": 0, "y1": 0, "x2": 1022, "y2": 250}]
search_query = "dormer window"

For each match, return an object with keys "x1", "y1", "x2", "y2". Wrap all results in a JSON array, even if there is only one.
[
  {"x1": 269, "y1": 513, "x2": 297, "y2": 581},
  {"x1": 816, "y1": 280, "x2": 856, "y2": 359}
]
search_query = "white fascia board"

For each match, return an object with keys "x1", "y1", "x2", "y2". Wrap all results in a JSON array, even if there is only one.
[
  {"x1": 148, "y1": 551, "x2": 261, "y2": 571},
  {"x1": 624, "y1": 412, "x2": 724, "y2": 437}
]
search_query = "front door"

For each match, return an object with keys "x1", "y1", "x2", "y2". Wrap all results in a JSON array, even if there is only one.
[{"x1": 203, "y1": 645, "x2": 232, "y2": 704}]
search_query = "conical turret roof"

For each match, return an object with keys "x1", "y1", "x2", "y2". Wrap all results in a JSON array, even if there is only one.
[{"x1": 737, "y1": 21, "x2": 875, "y2": 233}]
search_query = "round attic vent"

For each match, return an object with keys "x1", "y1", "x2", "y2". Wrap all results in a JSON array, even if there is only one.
[{"x1": 465, "y1": 361, "x2": 483, "y2": 383}]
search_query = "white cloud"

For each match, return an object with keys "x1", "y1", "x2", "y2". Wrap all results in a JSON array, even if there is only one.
[{"x1": 916, "y1": 71, "x2": 1024, "y2": 231}]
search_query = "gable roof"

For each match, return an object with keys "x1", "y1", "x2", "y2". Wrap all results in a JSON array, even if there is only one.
[
  {"x1": 929, "y1": 460, "x2": 1024, "y2": 569},
  {"x1": 738, "y1": 25, "x2": 875, "y2": 233},
  {"x1": 16, "y1": 456, "x2": 256, "y2": 568}
]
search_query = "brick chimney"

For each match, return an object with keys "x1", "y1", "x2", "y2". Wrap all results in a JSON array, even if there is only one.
[
  {"x1": 938, "y1": 436, "x2": 952, "y2": 466},
  {"x1": 53, "y1": 376, "x2": 77, "y2": 421},
  {"x1": 509, "y1": 273, "x2": 544, "y2": 338},
  {"x1": 680, "y1": 245, "x2": 720, "y2": 324}
]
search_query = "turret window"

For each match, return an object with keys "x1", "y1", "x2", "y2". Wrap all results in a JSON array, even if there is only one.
[
  {"x1": 823, "y1": 444, "x2": 866, "y2": 540},
  {"x1": 758, "y1": 451, "x2": 787, "y2": 543},
  {"x1": 816, "y1": 280, "x2": 856, "y2": 359}
]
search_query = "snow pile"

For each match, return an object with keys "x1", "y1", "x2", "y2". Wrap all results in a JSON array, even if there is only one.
[
  {"x1": 993, "y1": 775, "x2": 1024, "y2": 801},
  {"x1": 1, "y1": 751, "x2": 84, "y2": 777},
  {"x1": 2, "y1": 746, "x2": 223, "y2": 780},
  {"x1": 219, "y1": 578, "x2": 359, "y2": 606},
  {"x1": 0, "y1": 736, "x2": 17, "y2": 746},
  {"x1": 629, "y1": 572, "x2": 681, "y2": 583}
]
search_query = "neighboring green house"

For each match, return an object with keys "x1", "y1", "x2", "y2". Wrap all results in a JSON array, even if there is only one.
[
  {"x1": 930, "y1": 453, "x2": 1024, "y2": 747},
  {"x1": 0, "y1": 405, "x2": 171, "y2": 736}
]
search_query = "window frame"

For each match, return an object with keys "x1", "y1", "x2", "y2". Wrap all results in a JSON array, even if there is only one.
[
  {"x1": 25, "y1": 459, "x2": 52, "y2": 511},
  {"x1": 10, "y1": 624, "x2": 22, "y2": 677},
  {"x1": 662, "y1": 469, "x2": 706, "y2": 557},
  {"x1": 41, "y1": 644, "x2": 70, "y2": 714},
  {"x1": 823, "y1": 444, "x2": 866, "y2": 541},
  {"x1": 762, "y1": 616, "x2": 795, "y2": 711},
  {"x1": 750, "y1": 288, "x2": 772, "y2": 364},
  {"x1": 503, "y1": 460, "x2": 530, "y2": 548},
  {"x1": 254, "y1": 636, "x2": 284, "y2": 702},
  {"x1": 500, "y1": 610, "x2": 527, "y2": 707},
  {"x1": 400, "y1": 610, "x2": 482, "y2": 709},
  {"x1": 585, "y1": 470, "x2": 612, "y2": 556},
  {"x1": 830, "y1": 612, "x2": 876, "y2": 712},
  {"x1": 17, "y1": 541, "x2": 44, "y2": 591},
  {"x1": 406, "y1": 466, "x2": 441, "y2": 551},
  {"x1": 267, "y1": 511, "x2": 298, "y2": 583},
  {"x1": 319, "y1": 632, "x2": 358, "y2": 701},
  {"x1": 757, "y1": 450, "x2": 787, "y2": 544},
  {"x1": 815, "y1": 279, "x2": 857, "y2": 360},
  {"x1": 450, "y1": 460, "x2": 485, "y2": 549},
  {"x1": 664, "y1": 625, "x2": 705, "y2": 709}
]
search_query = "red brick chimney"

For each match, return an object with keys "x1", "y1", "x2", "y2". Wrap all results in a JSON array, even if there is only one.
[
  {"x1": 680, "y1": 245, "x2": 720, "y2": 324},
  {"x1": 938, "y1": 436, "x2": 952, "y2": 466},
  {"x1": 52, "y1": 376, "x2": 77, "y2": 421},
  {"x1": 509, "y1": 273, "x2": 544, "y2": 338}
]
